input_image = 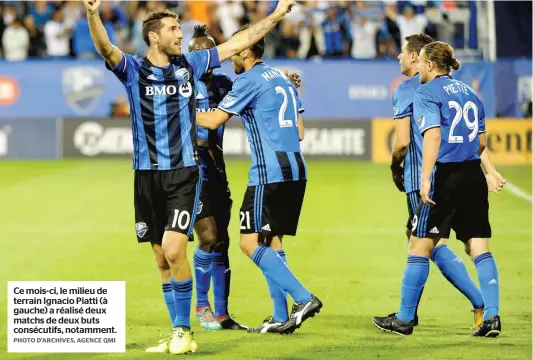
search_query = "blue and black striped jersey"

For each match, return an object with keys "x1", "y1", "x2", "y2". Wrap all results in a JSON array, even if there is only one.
[{"x1": 105, "y1": 48, "x2": 220, "y2": 170}]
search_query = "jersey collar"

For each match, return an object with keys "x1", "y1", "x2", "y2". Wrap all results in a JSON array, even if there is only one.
[{"x1": 435, "y1": 74, "x2": 453, "y2": 79}]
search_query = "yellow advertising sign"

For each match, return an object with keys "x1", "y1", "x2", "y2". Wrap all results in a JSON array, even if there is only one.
[{"x1": 371, "y1": 118, "x2": 532, "y2": 165}]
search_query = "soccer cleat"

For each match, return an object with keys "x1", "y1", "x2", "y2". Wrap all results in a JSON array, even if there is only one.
[
  {"x1": 169, "y1": 327, "x2": 198, "y2": 355},
  {"x1": 471, "y1": 308, "x2": 484, "y2": 331},
  {"x1": 196, "y1": 307, "x2": 222, "y2": 331},
  {"x1": 247, "y1": 316, "x2": 285, "y2": 334},
  {"x1": 145, "y1": 334, "x2": 171, "y2": 353},
  {"x1": 219, "y1": 315, "x2": 248, "y2": 330},
  {"x1": 277, "y1": 294, "x2": 323, "y2": 334},
  {"x1": 372, "y1": 313, "x2": 414, "y2": 336},
  {"x1": 472, "y1": 315, "x2": 501, "y2": 337},
  {"x1": 386, "y1": 312, "x2": 418, "y2": 326}
]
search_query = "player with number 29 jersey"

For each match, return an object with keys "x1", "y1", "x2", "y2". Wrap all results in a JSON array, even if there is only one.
[{"x1": 414, "y1": 75, "x2": 486, "y2": 164}]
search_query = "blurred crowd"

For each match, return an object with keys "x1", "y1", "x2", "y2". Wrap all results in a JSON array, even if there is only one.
[{"x1": 0, "y1": 0, "x2": 469, "y2": 61}]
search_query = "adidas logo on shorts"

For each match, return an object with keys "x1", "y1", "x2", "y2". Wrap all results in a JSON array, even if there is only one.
[
  {"x1": 429, "y1": 227, "x2": 439, "y2": 234},
  {"x1": 262, "y1": 224, "x2": 271, "y2": 232}
]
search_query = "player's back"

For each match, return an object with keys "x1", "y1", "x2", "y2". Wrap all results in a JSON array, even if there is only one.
[
  {"x1": 392, "y1": 74, "x2": 423, "y2": 193},
  {"x1": 415, "y1": 76, "x2": 486, "y2": 163},
  {"x1": 234, "y1": 63, "x2": 305, "y2": 185}
]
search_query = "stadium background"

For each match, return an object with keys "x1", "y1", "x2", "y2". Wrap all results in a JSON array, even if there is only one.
[{"x1": 0, "y1": 1, "x2": 531, "y2": 359}]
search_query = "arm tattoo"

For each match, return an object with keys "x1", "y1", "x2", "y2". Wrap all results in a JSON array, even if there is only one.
[{"x1": 247, "y1": 24, "x2": 268, "y2": 41}]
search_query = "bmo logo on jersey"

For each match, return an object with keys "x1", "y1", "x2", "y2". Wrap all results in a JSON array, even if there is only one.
[
  {"x1": 145, "y1": 85, "x2": 177, "y2": 96},
  {"x1": 145, "y1": 82, "x2": 192, "y2": 98}
]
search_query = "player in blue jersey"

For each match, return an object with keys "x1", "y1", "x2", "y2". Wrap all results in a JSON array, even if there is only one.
[
  {"x1": 195, "y1": 25, "x2": 322, "y2": 335},
  {"x1": 83, "y1": 0, "x2": 296, "y2": 353},
  {"x1": 188, "y1": 25, "x2": 302, "y2": 332},
  {"x1": 374, "y1": 41, "x2": 501, "y2": 337},
  {"x1": 375, "y1": 34, "x2": 505, "y2": 333}
]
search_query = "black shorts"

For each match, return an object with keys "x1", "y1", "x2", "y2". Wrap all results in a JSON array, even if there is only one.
[
  {"x1": 194, "y1": 179, "x2": 232, "y2": 242},
  {"x1": 406, "y1": 191, "x2": 421, "y2": 229},
  {"x1": 411, "y1": 159, "x2": 491, "y2": 242},
  {"x1": 240, "y1": 180, "x2": 306, "y2": 236},
  {"x1": 134, "y1": 167, "x2": 201, "y2": 244}
]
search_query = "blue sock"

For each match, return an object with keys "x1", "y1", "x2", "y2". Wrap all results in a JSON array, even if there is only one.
[
  {"x1": 431, "y1": 245, "x2": 484, "y2": 309},
  {"x1": 170, "y1": 277, "x2": 193, "y2": 329},
  {"x1": 212, "y1": 251, "x2": 231, "y2": 319},
  {"x1": 251, "y1": 245, "x2": 312, "y2": 304},
  {"x1": 266, "y1": 250, "x2": 289, "y2": 322},
  {"x1": 162, "y1": 282, "x2": 176, "y2": 326},
  {"x1": 397, "y1": 255, "x2": 430, "y2": 323},
  {"x1": 193, "y1": 248, "x2": 212, "y2": 310},
  {"x1": 474, "y1": 252, "x2": 499, "y2": 320}
]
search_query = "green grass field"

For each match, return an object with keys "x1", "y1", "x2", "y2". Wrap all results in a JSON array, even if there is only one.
[{"x1": 0, "y1": 160, "x2": 531, "y2": 360}]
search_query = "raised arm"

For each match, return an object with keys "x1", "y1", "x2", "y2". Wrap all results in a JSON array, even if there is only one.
[
  {"x1": 83, "y1": 0, "x2": 123, "y2": 68},
  {"x1": 216, "y1": 0, "x2": 294, "y2": 62}
]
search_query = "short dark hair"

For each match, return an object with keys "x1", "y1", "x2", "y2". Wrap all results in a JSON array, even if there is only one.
[
  {"x1": 404, "y1": 34, "x2": 433, "y2": 54},
  {"x1": 192, "y1": 24, "x2": 210, "y2": 38},
  {"x1": 232, "y1": 24, "x2": 265, "y2": 59},
  {"x1": 142, "y1": 9, "x2": 179, "y2": 46}
]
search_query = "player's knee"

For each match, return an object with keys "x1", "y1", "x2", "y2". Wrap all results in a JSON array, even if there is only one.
[
  {"x1": 198, "y1": 228, "x2": 218, "y2": 252},
  {"x1": 161, "y1": 234, "x2": 188, "y2": 263},
  {"x1": 407, "y1": 237, "x2": 434, "y2": 257},
  {"x1": 239, "y1": 235, "x2": 258, "y2": 258}
]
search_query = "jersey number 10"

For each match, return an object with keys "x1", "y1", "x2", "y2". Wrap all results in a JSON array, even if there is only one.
[
  {"x1": 448, "y1": 100, "x2": 479, "y2": 144},
  {"x1": 276, "y1": 86, "x2": 298, "y2": 128}
]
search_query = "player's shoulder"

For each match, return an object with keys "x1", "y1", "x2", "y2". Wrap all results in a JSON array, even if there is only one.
[{"x1": 394, "y1": 78, "x2": 417, "y2": 98}]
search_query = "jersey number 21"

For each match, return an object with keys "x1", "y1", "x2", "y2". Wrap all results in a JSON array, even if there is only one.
[{"x1": 276, "y1": 86, "x2": 298, "y2": 128}]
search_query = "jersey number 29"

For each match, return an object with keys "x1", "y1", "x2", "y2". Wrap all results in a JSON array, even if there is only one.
[
  {"x1": 448, "y1": 100, "x2": 479, "y2": 143},
  {"x1": 275, "y1": 86, "x2": 298, "y2": 128}
]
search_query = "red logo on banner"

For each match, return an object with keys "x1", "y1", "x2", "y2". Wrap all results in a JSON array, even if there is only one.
[{"x1": 0, "y1": 77, "x2": 20, "y2": 106}]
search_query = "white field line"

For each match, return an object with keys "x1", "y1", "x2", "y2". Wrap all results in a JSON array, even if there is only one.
[{"x1": 504, "y1": 181, "x2": 533, "y2": 203}]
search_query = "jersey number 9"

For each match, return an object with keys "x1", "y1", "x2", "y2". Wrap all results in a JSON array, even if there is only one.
[
  {"x1": 448, "y1": 100, "x2": 479, "y2": 144},
  {"x1": 276, "y1": 86, "x2": 298, "y2": 128}
]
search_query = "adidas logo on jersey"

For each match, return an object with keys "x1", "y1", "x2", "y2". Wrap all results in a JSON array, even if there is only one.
[
  {"x1": 488, "y1": 279, "x2": 498, "y2": 285},
  {"x1": 196, "y1": 92, "x2": 205, "y2": 100},
  {"x1": 429, "y1": 227, "x2": 439, "y2": 234},
  {"x1": 262, "y1": 224, "x2": 271, "y2": 231}
]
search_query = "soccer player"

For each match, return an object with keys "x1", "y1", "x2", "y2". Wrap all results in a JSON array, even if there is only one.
[
  {"x1": 375, "y1": 34, "x2": 505, "y2": 331},
  {"x1": 373, "y1": 41, "x2": 501, "y2": 337},
  {"x1": 188, "y1": 25, "x2": 301, "y2": 331},
  {"x1": 82, "y1": 0, "x2": 296, "y2": 353},
  {"x1": 195, "y1": 25, "x2": 322, "y2": 334}
]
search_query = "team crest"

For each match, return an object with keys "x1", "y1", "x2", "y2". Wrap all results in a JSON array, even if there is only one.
[
  {"x1": 62, "y1": 66, "x2": 105, "y2": 115},
  {"x1": 220, "y1": 95, "x2": 237, "y2": 108},
  {"x1": 417, "y1": 115, "x2": 425, "y2": 128},
  {"x1": 179, "y1": 82, "x2": 192, "y2": 98},
  {"x1": 136, "y1": 222, "x2": 148, "y2": 238},
  {"x1": 393, "y1": 105, "x2": 399, "y2": 116},
  {"x1": 175, "y1": 68, "x2": 190, "y2": 82}
]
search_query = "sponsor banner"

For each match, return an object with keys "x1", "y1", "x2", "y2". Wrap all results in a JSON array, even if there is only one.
[
  {"x1": 62, "y1": 118, "x2": 372, "y2": 160},
  {"x1": 224, "y1": 120, "x2": 372, "y2": 159},
  {"x1": 4, "y1": 59, "x2": 532, "y2": 119},
  {"x1": 62, "y1": 119, "x2": 133, "y2": 158},
  {"x1": 0, "y1": 118, "x2": 57, "y2": 159},
  {"x1": 371, "y1": 118, "x2": 532, "y2": 165}
]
